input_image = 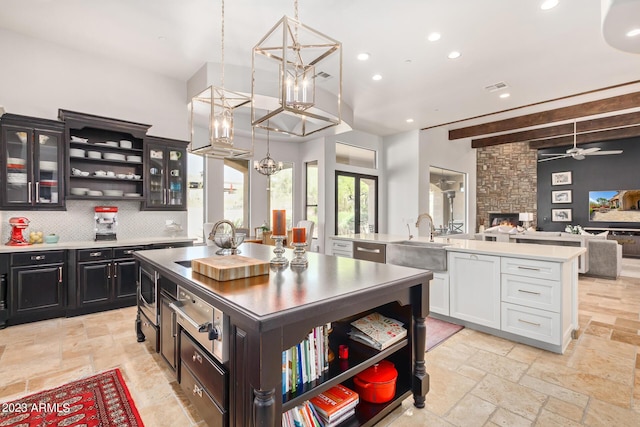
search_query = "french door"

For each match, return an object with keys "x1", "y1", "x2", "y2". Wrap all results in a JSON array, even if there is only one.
[{"x1": 335, "y1": 172, "x2": 378, "y2": 235}]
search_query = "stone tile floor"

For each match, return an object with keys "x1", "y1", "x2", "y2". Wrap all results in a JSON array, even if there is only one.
[{"x1": 1, "y1": 273, "x2": 639, "y2": 426}]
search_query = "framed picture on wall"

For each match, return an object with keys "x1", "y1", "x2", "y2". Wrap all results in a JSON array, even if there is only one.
[
  {"x1": 551, "y1": 171, "x2": 572, "y2": 186},
  {"x1": 551, "y1": 208, "x2": 572, "y2": 222},
  {"x1": 551, "y1": 190, "x2": 572, "y2": 204}
]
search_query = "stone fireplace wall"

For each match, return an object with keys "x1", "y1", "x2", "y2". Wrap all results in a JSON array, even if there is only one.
[{"x1": 476, "y1": 141, "x2": 538, "y2": 231}]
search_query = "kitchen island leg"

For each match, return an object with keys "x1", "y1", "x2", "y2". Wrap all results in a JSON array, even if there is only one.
[{"x1": 412, "y1": 283, "x2": 430, "y2": 408}]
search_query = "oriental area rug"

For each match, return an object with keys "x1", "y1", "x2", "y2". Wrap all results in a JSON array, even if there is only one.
[
  {"x1": 426, "y1": 316, "x2": 464, "y2": 351},
  {"x1": 0, "y1": 368, "x2": 144, "y2": 427}
]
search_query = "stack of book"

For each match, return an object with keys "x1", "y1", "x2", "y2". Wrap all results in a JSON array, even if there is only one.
[
  {"x1": 282, "y1": 324, "x2": 330, "y2": 396},
  {"x1": 348, "y1": 312, "x2": 406, "y2": 350},
  {"x1": 309, "y1": 384, "x2": 359, "y2": 426},
  {"x1": 282, "y1": 401, "x2": 324, "y2": 427}
]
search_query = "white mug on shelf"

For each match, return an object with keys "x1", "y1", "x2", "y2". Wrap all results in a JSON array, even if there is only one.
[{"x1": 170, "y1": 169, "x2": 179, "y2": 176}]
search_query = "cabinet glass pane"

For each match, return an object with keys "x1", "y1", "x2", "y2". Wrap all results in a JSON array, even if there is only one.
[
  {"x1": 167, "y1": 149, "x2": 184, "y2": 206},
  {"x1": 148, "y1": 149, "x2": 165, "y2": 206},
  {"x1": 5, "y1": 129, "x2": 30, "y2": 204},
  {"x1": 36, "y1": 132, "x2": 60, "y2": 204}
]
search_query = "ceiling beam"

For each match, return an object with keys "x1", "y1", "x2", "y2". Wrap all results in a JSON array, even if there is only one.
[
  {"x1": 529, "y1": 125, "x2": 640, "y2": 150},
  {"x1": 449, "y1": 91, "x2": 640, "y2": 140},
  {"x1": 471, "y1": 110, "x2": 640, "y2": 148}
]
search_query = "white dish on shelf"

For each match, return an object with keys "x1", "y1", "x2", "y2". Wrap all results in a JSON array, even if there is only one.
[
  {"x1": 8, "y1": 157, "x2": 26, "y2": 165},
  {"x1": 104, "y1": 141, "x2": 119, "y2": 147},
  {"x1": 87, "y1": 151, "x2": 102, "y2": 159},
  {"x1": 7, "y1": 173, "x2": 27, "y2": 184},
  {"x1": 103, "y1": 153, "x2": 126, "y2": 161},
  {"x1": 70, "y1": 148, "x2": 85, "y2": 157},
  {"x1": 126, "y1": 155, "x2": 142, "y2": 163},
  {"x1": 87, "y1": 190, "x2": 103, "y2": 196},
  {"x1": 39, "y1": 160, "x2": 57, "y2": 171},
  {"x1": 133, "y1": 174, "x2": 141, "y2": 180},
  {"x1": 94, "y1": 170, "x2": 107, "y2": 177},
  {"x1": 80, "y1": 171, "x2": 90, "y2": 176},
  {"x1": 119, "y1": 140, "x2": 133, "y2": 149},
  {"x1": 103, "y1": 189, "x2": 124, "y2": 197},
  {"x1": 124, "y1": 193, "x2": 141, "y2": 197},
  {"x1": 70, "y1": 187, "x2": 89, "y2": 196},
  {"x1": 71, "y1": 136, "x2": 89, "y2": 143},
  {"x1": 116, "y1": 173, "x2": 127, "y2": 179}
]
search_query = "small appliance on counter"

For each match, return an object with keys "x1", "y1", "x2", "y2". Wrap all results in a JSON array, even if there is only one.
[
  {"x1": 94, "y1": 206, "x2": 118, "y2": 241},
  {"x1": 6, "y1": 217, "x2": 31, "y2": 246}
]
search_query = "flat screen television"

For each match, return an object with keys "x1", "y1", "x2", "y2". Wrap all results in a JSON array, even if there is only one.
[{"x1": 589, "y1": 190, "x2": 640, "y2": 222}]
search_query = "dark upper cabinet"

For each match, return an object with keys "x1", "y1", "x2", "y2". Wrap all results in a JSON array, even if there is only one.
[
  {"x1": 143, "y1": 136, "x2": 188, "y2": 211},
  {"x1": 58, "y1": 109, "x2": 150, "y2": 203},
  {"x1": 0, "y1": 114, "x2": 65, "y2": 210}
]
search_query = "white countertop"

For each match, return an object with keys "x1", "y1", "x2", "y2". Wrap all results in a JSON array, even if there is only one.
[
  {"x1": 332, "y1": 233, "x2": 586, "y2": 262},
  {"x1": 0, "y1": 236, "x2": 196, "y2": 253}
]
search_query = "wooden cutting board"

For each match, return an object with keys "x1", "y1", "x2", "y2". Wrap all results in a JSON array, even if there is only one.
[{"x1": 191, "y1": 255, "x2": 270, "y2": 281}]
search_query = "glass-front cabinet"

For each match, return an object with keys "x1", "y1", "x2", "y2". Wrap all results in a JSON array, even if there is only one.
[
  {"x1": 144, "y1": 136, "x2": 188, "y2": 210},
  {"x1": 0, "y1": 114, "x2": 65, "y2": 209}
]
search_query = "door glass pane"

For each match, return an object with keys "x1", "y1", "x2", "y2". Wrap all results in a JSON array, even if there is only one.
[
  {"x1": 5, "y1": 129, "x2": 29, "y2": 204},
  {"x1": 167, "y1": 150, "x2": 184, "y2": 206},
  {"x1": 429, "y1": 166, "x2": 466, "y2": 235},
  {"x1": 36, "y1": 132, "x2": 59, "y2": 204},
  {"x1": 187, "y1": 152, "x2": 204, "y2": 243},
  {"x1": 305, "y1": 161, "x2": 318, "y2": 238},
  {"x1": 269, "y1": 163, "x2": 294, "y2": 229},
  {"x1": 148, "y1": 149, "x2": 165, "y2": 206},
  {"x1": 337, "y1": 175, "x2": 356, "y2": 234},
  {"x1": 360, "y1": 178, "x2": 376, "y2": 233},
  {"x1": 224, "y1": 159, "x2": 249, "y2": 228}
]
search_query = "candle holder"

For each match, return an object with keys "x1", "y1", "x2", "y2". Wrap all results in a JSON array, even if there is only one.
[
  {"x1": 290, "y1": 242, "x2": 308, "y2": 268},
  {"x1": 270, "y1": 235, "x2": 289, "y2": 267}
]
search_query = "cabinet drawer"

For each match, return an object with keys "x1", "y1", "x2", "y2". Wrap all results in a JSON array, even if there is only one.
[
  {"x1": 331, "y1": 240, "x2": 353, "y2": 257},
  {"x1": 501, "y1": 274, "x2": 561, "y2": 312},
  {"x1": 353, "y1": 241, "x2": 386, "y2": 263},
  {"x1": 501, "y1": 302, "x2": 560, "y2": 345},
  {"x1": 140, "y1": 312, "x2": 158, "y2": 352},
  {"x1": 180, "y1": 362, "x2": 227, "y2": 427},
  {"x1": 181, "y1": 330, "x2": 227, "y2": 409},
  {"x1": 77, "y1": 248, "x2": 113, "y2": 262},
  {"x1": 114, "y1": 246, "x2": 143, "y2": 259},
  {"x1": 501, "y1": 257, "x2": 560, "y2": 281},
  {"x1": 11, "y1": 251, "x2": 64, "y2": 266}
]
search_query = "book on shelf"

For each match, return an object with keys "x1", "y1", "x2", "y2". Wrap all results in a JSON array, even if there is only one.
[
  {"x1": 282, "y1": 324, "x2": 330, "y2": 396},
  {"x1": 282, "y1": 401, "x2": 323, "y2": 427},
  {"x1": 348, "y1": 312, "x2": 407, "y2": 350},
  {"x1": 309, "y1": 384, "x2": 359, "y2": 422}
]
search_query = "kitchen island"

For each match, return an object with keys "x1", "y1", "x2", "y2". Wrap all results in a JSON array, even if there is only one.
[
  {"x1": 330, "y1": 234, "x2": 586, "y2": 354},
  {"x1": 134, "y1": 243, "x2": 432, "y2": 427}
]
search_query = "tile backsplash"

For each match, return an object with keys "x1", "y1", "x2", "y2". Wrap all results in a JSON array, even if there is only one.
[{"x1": 0, "y1": 200, "x2": 188, "y2": 244}]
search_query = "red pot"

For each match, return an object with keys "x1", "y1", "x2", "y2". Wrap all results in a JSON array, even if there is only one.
[{"x1": 353, "y1": 360, "x2": 397, "y2": 404}]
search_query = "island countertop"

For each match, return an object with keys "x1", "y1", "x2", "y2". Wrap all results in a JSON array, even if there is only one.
[
  {"x1": 133, "y1": 242, "x2": 432, "y2": 331},
  {"x1": 0, "y1": 236, "x2": 196, "y2": 253},
  {"x1": 331, "y1": 233, "x2": 586, "y2": 263}
]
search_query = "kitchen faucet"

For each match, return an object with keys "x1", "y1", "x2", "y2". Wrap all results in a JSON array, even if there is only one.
[
  {"x1": 415, "y1": 213, "x2": 435, "y2": 242},
  {"x1": 407, "y1": 223, "x2": 414, "y2": 240}
]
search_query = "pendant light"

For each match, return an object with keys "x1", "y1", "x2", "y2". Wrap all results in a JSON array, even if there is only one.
[
  {"x1": 189, "y1": 0, "x2": 252, "y2": 159},
  {"x1": 251, "y1": 0, "x2": 342, "y2": 137},
  {"x1": 253, "y1": 123, "x2": 283, "y2": 176}
]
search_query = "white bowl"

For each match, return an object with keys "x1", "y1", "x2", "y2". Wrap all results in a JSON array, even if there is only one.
[
  {"x1": 7, "y1": 173, "x2": 27, "y2": 184},
  {"x1": 103, "y1": 189, "x2": 124, "y2": 197},
  {"x1": 104, "y1": 141, "x2": 119, "y2": 147},
  {"x1": 87, "y1": 151, "x2": 101, "y2": 159},
  {"x1": 125, "y1": 193, "x2": 141, "y2": 197},
  {"x1": 126, "y1": 155, "x2": 142, "y2": 163},
  {"x1": 94, "y1": 170, "x2": 106, "y2": 176},
  {"x1": 70, "y1": 148, "x2": 85, "y2": 158},
  {"x1": 70, "y1": 136, "x2": 88, "y2": 143},
  {"x1": 119, "y1": 140, "x2": 133, "y2": 149},
  {"x1": 103, "y1": 153, "x2": 126, "y2": 161},
  {"x1": 87, "y1": 190, "x2": 103, "y2": 196},
  {"x1": 116, "y1": 173, "x2": 127, "y2": 179},
  {"x1": 80, "y1": 171, "x2": 90, "y2": 176},
  {"x1": 70, "y1": 187, "x2": 89, "y2": 196},
  {"x1": 8, "y1": 157, "x2": 26, "y2": 165},
  {"x1": 39, "y1": 160, "x2": 57, "y2": 171},
  {"x1": 133, "y1": 174, "x2": 141, "y2": 180}
]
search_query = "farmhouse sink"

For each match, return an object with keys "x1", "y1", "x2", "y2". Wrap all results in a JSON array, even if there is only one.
[{"x1": 386, "y1": 240, "x2": 449, "y2": 271}]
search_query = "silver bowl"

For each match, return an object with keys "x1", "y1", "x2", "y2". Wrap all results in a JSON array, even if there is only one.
[{"x1": 211, "y1": 232, "x2": 245, "y2": 254}]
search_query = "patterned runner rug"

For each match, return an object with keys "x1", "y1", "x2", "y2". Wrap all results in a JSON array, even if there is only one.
[
  {"x1": 427, "y1": 316, "x2": 464, "y2": 351},
  {"x1": 0, "y1": 368, "x2": 144, "y2": 427}
]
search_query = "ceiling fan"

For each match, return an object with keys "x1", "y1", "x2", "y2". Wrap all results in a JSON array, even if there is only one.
[{"x1": 537, "y1": 121, "x2": 623, "y2": 162}]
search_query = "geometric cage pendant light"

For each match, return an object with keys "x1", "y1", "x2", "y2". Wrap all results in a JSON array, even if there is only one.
[
  {"x1": 252, "y1": 0, "x2": 342, "y2": 137},
  {"x1": 189, "y1": 0, "x2": 252, "y2": 159}
]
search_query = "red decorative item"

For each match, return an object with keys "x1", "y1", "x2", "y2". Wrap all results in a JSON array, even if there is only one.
[
  {"x1": 272, "y1": 209, "x2": 286, "y2": 236},
  {"x1": 6, "y1": 217, "x2": 31, "y2": 246},
  {"x1": 0, "y1": 368, "x2": 145, "y2": 426},
  {"x1": 292, "y1": 227, "x2": 306, "y2": 244},
  {"x1": 353, "y1": 360, "x2": 398, "y2": 403}
]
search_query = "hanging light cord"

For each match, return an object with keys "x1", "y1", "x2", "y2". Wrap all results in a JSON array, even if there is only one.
[{"x1": 220, "y1": 0, "x2": 225, "y2": 89}]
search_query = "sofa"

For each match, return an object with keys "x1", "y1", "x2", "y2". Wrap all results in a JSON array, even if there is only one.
[{"x1": 586, "y1": 239, "x2": 623, "y2": 279}]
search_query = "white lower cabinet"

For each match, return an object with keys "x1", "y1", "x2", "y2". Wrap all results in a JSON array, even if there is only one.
[
  {"x1": 501, "y1": 303, "x2": 560, "y2": 344},
  {"x1": 330, "y1": 239, "x2": 353, "y2": 258},
  {"x1": 429, "y1": 272, "x2": 449, "y2": 316},
  {"x1": 449, "y1": 252, "x2": 501, "y2": 329}
]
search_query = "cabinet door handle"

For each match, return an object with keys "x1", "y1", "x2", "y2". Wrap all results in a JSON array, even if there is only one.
[
  {"x1": 192, "y1": 384, "x2": 203, "y2": 397},
  {"x1": 470, "y1": 254, "x2": 479, "y2": 260},
  {"x1": 124, "y1": 250, "x2": 134, "y2": 255},
  {"x1": 89, "y1": 251, "x2": 102, "y2": 257},
  {"x1": 171, "y1": 311, "x2": 177, "y2": 338},
  {"x1": 335, "y1": 243, "x2": 348, "y2": 248},
  {"x1": 192, "y1": 351, "x2": 203, "y2": 364},
  {"x1": 356, "y1": 246, "x2": 381, "y2": 254},
  {"x1": 35, "y1": 181, "x2": 40, "y2": 202},
  {"x1": 107, "y1": 263, "x2": 111, "y2": 279},
  {"x1": 517, "y1": 266, "x2": 541, "y2": 272},
  {"x1": 518, "y1": 318, "x2": 541, "y2": 327},
  {"x1": 28, "y1": 181, "x2": 32, "y2": 203},
  {"x1": 31, "y1": 255, "x2": 45, "y2": 261},
  {"x1": 113, "y1": 262, "x2": 118, "y2": 278},
  {"x1": 58, "y1": 266, "x2": 63, "y2": 283},
  {"x1": 517, "y1": 289, "x2": 541, "y2": 296}
]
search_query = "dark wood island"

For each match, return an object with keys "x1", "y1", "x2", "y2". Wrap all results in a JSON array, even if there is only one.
[{"x1": 134, "y1": 243, "x2": 432, "y2": 427}]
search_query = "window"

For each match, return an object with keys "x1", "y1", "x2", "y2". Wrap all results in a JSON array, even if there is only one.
[
  {"x1": 269, "y1": 162, "x2": 294, "y2": 229},
  {"x1": 186, "y1": 152, "x2": 204, "y2": 243},
  {"x1": 335, "y1": 171, "x2": 378, "y2": 235},
  {"x1": 336, "y1": 142, "x2": 376, "y2": 168},
  {"x1": 305, "y1": 161, "x2": 318, "y2": 238},
  {"x1": 224, "y1": 159, "x2": 250, "y2": 228}
]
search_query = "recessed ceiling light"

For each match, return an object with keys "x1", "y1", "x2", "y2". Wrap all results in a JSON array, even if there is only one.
[
  {"x1": 406, "y1": 118, "x2": 414, "y2": 123},
  {"x1": 499, "y1": 93, "x2": 511, "y2": 99},
  {"x1": 357, "y1": 52, "x2": 370, "y2": 61},
  {"x1": 427, "y1": 32, "x2": 441, "y2": 42},
  {"x1": 448, "y1": 51, "x2": 461, "y2": 59},
  {"x1": 540, "y1": 0, "x2": 559, "y2": 10},
  {"x1": 627, "y1": 28, "x2": 640, "y2": 37},
  {"x1": 372, "y1": 74, "x2": 382, "y2": 81}
]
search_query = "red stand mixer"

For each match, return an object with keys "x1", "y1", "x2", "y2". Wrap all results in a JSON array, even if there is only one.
[{"x1": 6, "y1": 217, "x2": 31, "y2": 246}]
